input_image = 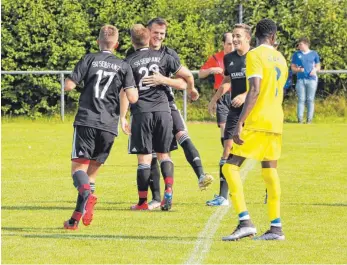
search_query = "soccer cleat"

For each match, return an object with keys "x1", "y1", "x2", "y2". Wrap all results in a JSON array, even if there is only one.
[
  {"x1": 253, "y1": 227, "x2": 285, "y2": 241},
  {"x1": 206, "y1": 195, "x2": 229, "y2": 206},
  {"x1": 130, "y1": 202, "x2": 149, "y2": 210},
  {"x1": 63, "y1": 211, "x2": 82, "y2": 230},
  {"x1": 82, "y1": 193, "x2": 98, "y2": 226},
  {"x1": 148, "y1": 200, "x2": 161, "y2": 210},
  {"x1": 222, "y1": 220, "x2": 257, "y2": 241},
  {"x1": 198, "y1": 174, "x2": 214, "y2": 190},
  {"x1": 161, "y1": 188, "x2": 173, "y2": 211},
  {"x1": 63, "y1": 219, "x2": 79, "y2": 230}
]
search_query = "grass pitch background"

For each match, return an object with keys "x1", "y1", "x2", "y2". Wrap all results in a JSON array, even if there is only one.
[{"x1": 2, "y1": 121, "x2": 347, "y2": 264}]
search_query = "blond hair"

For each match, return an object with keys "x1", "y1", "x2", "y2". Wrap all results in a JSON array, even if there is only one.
[
  {"x1": 234, "y1": 23, "x2": 252, "y2": 37},
  {"x1": 98, "y1": 25, "x2": 119, "y2": 49},
  {"x1": 130, "y1": 24, "x2": 150, "y2": 48}
]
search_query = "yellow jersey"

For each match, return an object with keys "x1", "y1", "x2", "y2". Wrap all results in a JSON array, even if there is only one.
[{"x1": 245, "y1": 44, "x2": 288, "y2": 134}]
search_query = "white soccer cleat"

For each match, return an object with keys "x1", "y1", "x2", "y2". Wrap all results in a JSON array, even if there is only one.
[{"x1": 222, "y1": 222, "x2": 257, "y2": 241}]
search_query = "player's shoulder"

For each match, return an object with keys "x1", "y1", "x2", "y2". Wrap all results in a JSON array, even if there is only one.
[{"x1": 161, "y1": 46, "x2": 180, "y2": 60}]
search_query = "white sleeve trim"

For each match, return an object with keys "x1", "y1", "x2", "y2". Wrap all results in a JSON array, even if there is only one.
[{"x1": 247, "y1": 74, "x2": 262, "y2": 79}]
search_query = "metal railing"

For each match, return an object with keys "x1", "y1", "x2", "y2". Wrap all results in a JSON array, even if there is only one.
[{"x1": 1, "y1": 69, "x2": 347, "y2": 121}]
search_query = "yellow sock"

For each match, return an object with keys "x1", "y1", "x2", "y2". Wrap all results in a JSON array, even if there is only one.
[
  {"x1": 262, "y1": 168, "x2": 281, "y2": 222},
  {"x1": 222, "y1": 163, "x2": 247, "y2": 214}
]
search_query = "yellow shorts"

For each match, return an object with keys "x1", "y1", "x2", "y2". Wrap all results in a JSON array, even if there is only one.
[{"x1": 231, "y1": 129, "x2": 282, "y2": 161}]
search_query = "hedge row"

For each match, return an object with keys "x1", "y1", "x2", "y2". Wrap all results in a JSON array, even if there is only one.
[{"x1": 1, "y1": 0, "x2": 347, "y2": 117}]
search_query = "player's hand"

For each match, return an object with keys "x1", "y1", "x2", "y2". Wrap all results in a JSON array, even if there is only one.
[
  {"x1": 189, "y1": 88, "x2": 200, "y2": 101},
  {"x1": 121, "y1": 117, "x2": 131, "y2": 135},
  {"x1": 232, "y1": 123, "x2": 244, "y2": 145},
  {"x1": 208, "y1": 100, "x2": 217, "y2": 117},
  {"x1": 210, "y1": 67, "x2": 224, "y2": 75},
  {"x1": 142, "y1": 72, "x2": 164, "y2": 87},
  {"x1": 231, "y1": 94, "x2": 246, "y2": 108}
]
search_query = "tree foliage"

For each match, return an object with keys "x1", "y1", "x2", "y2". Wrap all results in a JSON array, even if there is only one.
[{"x1": 1, "y1": 0, "x2": 346, "y2": 117}]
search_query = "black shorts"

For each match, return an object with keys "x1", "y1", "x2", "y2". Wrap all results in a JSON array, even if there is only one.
[
  {"x1": 129, "y1": 112, "x2": 173, "y2": 154},
  {"x1": 224, "y1": 110, "x2": 241, "y2": 140},
  {"x1": 71, "y1": 126, "x2": 116, "y2": 164},
  {"x1": 170, "y1": 105, "x2": 187, "y2": 135},
  {"x1": 216, "y1": 93, "x2": 231, "y2": 126}
]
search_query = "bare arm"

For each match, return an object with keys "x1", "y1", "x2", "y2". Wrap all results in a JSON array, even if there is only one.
[
  {"x1": 175, "y1": 66, "x2": 194, "y2": 91},
  {"x1": 64, "y1": 78, "x2": 77, "y2": 91},
  {"x1": 291, "y1": 63, "x2": 304, "y2": 74},
  {"x1": 233, "y1": 77, "x2": 261, "y2": 145},
  {"x1": 208, "y1": 76, "x2": 231, "y2": 116},
  {"x1": 198, "y1": 67, "x2": 224, "y2": 79},
  {"x1": 119, "y1": 89, "x2": 132, "y2": 135},
  {"x1": 142, "y1": 72, "x2": 187, "y2": 90},
  {"x1": 211, "y1": 76, "x2": 231, "y2": 102},
  {"x1": 125, "y1": 87, "x2": 138, "y2": 104}
]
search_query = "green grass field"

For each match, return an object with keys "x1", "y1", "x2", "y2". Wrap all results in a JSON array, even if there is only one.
[{"x1": 2, "y1": 121, "x2": 347, "y2": 264}]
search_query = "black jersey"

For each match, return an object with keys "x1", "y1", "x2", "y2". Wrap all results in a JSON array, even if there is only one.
[
  {"x1": 125, "y1": 47, "x2": 181, "y2": 114},
  {"x1": 224, "y1": 50, "x2": 248, "y2": 111},
  {"x1": 160, "y1": 46, "x2": 181, "y2": 103},
  {"x1": 69, "y1": 51, "x2": 135, "y2": 134}
]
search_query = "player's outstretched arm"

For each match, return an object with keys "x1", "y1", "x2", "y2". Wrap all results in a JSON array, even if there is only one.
[
  {"x1": 208, "y1": 76, "x2": 231, "y2": 117},
  {"x1": 64, "y1": 78, "x2": 77, "y2": 91},
  {"x1": 198, "y1": 67, "x2": 224, "y2": 79}
]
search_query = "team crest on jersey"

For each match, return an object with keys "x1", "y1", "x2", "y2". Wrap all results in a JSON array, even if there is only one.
[{"x1": 229, "y1": 61, "x2": 234, "y2": 66}]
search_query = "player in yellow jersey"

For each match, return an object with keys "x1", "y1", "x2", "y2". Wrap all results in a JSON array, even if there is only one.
[{"x1": 221, "y1": 18, "x2": 288, "y2": 241}]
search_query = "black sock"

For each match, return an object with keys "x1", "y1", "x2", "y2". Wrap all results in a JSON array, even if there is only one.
[
  {"x1": 72, "y1": 170, "x2": 91, "y2": 217},
  {"x1": 149, "y1": 157, "x2": 161, "y2": 202},
  {"x1": 90, "y1": 182, "x2": 95, "y2": 194},
  {"x1": 221, "y1": 137, "x2": 224, "y2": 148},
  {"x1": 160, "y1": 160, "x2": 174, "y2": 190},
  {"x1": 137, "y1": 164, "x2": 151, "y2": 205},
  {"x1": 219, "y1": 158, "x2": 229, "y2": 199},
  {"x1": 178, "y1": 133, "x2": 204, "y2": 179}
]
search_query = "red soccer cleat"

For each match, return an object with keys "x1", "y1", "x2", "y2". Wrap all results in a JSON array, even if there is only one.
[
  {"x1": 63, "y1": 211, "x2": 81, "y2": 230},
  {"x1": 63, "y1": 220, "x2": 79, "y2": 230},
  {"x1": 130, "y1": 202, "x2": 149, "y2": 210},
  {"x1": 82, "y1": 193, "x2": 98, "y2": 226}
]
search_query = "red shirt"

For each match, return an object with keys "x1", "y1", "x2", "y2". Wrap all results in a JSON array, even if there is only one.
[{"x1": 200, "y1": 51, "x2": 225, "y2": 89}]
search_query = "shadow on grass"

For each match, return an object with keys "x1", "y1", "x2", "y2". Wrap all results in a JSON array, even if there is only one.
[{"x1": 2, "y1": 229, "x2": 198, "y2": 243}]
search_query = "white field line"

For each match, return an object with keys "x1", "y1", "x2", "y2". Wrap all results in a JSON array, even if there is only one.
[{"x1": 184, "y1": 159, "x2": 256, "y2": 265}]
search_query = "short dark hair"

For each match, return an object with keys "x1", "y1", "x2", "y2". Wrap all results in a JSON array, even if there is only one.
[
  {"x1": 298, "y1": 37, "x2": 310, "y2": 46},
  {"x1": 147, "y1": 17, "x2": 168, "y2": 29},
  {"x1": 255, "y1": 18, "x2": 277, "y2": 39},
  {"x1": 233, "y1": 23, "x2": 252, "y2": 37},
  {"x1": 222, "y1": 32, "x2": 231, "y2": 42},
  {"x1": 130, "y1": 24, "x2": 150, "y2": 47}
]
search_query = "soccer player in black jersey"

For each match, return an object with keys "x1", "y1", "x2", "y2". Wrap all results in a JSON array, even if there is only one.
[
  {"x1": 207, "y1": 24, "x2": 252, "y2": 206},
  {"x1": 121, "y1": 24, "x2": 192, "y2": 211},
  {"x1": 63, "y1": 25, "x2": 138, "y2": 229},
  {"x1": 141, "y1": 17, "x2": 214, "y2": 210}
]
